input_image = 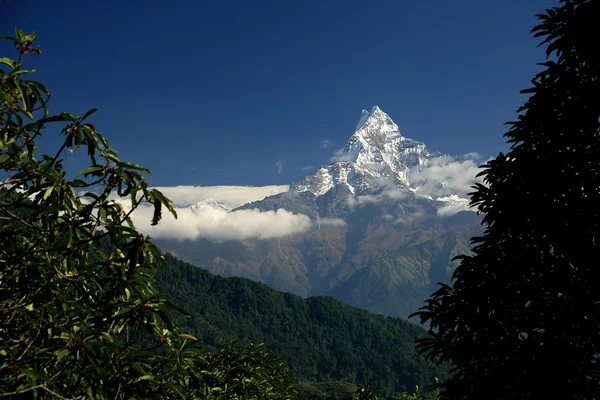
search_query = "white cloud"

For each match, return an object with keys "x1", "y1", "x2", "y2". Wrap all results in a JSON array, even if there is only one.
[
  {"x1": 299, "y1": 165, "x2": 315, "y2": 171},
  {"x1": 394, "y1": 209, "x2": 426, "y2": 225},
  {"x1": 344, "y1": 181, "x2": 409, "y2": 207},
  {"x1": 409, "y1": 156, "x2": 482, "y2": 197},
  {"x1": 381, "y1": 186, "x2": 408, "y2": 200},
  {"x1": 128, "y1": 204, "x2": 313, "y2": 241},
  {"x1": 436, "y1": 196, "x2": 471, "y2": 216},
  {"x1": 337, "y1": 153, "x2": 483, "y2": 217},
  {"x1": 463, "y1": 152, "x2": 481, "y2": 160},
  {"x1": 330, "y1": 149, "x2": 354, "y2": 162},
  {"x1": 149, "y1": 185, "x2": 288, "y2": 209},
  {"x1": 355, "y1": 194, "x2": 380, "y2": 204},
  {"x1": 321, "y1": 139, "x2": 332, "y2": 148},
  {"x1": 273, "y1": 160, "x2": 284, "y2": 174},
  {"x1": 317, "y1": 217, "x2": 347, "y2": 227}
]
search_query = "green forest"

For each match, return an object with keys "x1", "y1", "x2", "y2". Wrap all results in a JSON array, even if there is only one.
[{"x1": 155, "y1": 254, "x2": 444, "y2": 397}]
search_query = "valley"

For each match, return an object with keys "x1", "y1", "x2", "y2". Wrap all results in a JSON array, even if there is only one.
[{"x1": 156, "y1": 106, "x2": 483, "y2": 318}]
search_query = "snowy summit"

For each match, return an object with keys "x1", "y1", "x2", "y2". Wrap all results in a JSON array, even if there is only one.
[
  {"x1": 291, "y1": 106, "x2": 446, "y2": 197},
  {"x1": 188, "y1": 198, "x2": 232, "y2": 213}
]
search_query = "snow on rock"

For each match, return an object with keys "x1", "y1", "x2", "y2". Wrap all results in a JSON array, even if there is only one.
[
  {"x1": 293, "y1": 106, "x2": 439, "y2": 195},
  {"x1": 290, "y1": 106, "x2": 478, "y2": 215},
  {"x1": 189, "y1": 198, "x2": 232, "y2": 213}
]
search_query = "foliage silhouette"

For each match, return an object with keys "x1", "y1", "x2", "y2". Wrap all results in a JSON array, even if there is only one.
[{"x1": 412, "y1": 0, "x2": 600, "y2": 399}]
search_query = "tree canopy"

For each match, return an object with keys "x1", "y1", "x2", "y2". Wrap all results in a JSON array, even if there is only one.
[
  {"x1": 154, "y1": 254, "x2": 445, "y2": 398},
  {"x1": 0, "y1": 27, "x2": 296, "y2": 399},
  {"x1": 412, "y1": 0, "x2": 600, "y2": 398}
]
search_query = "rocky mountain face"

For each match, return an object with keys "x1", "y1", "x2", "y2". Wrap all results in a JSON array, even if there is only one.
[
  {"x1": 157, "y1": 106, "x2": 483, "y2": 319},
  {"x1": 292, "y1": 106, "x2": 435, "y2": 196}
]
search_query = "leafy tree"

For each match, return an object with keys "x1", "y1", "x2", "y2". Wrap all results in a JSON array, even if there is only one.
[
  {"x1": 411, "y1": 0, "x2": 600, "y2": 399},
  {"x1": 296, "y1": 380, "x2": 358, "y2": 400},
  {"x1": 202, "y1": 343, "x2": 297, "y2": 400},
  {"x1": 155, "y1": 254, "x2": 445, "y2": 398},
  {"x1": 394, "y1": 381, "x2": 439, "y2": 400},
  {"x1": 0, "y1": 27, "x2": 298, "y2": 400},
  {"x1": 0, "y1": 26, "x2": 208, "y2": 399},
  {"x1": 354, "y1": 387, "x2": 380, "y2": 400},
  {"x1": 351, "y1": 381, "x2": 439, "y2": 400}
]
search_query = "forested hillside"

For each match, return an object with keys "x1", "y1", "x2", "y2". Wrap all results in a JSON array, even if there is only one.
[{"x1": 155, "y1": 254, "x2": 445, "y2": 397}]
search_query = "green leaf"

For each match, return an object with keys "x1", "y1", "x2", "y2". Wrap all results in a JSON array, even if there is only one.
[
  {"x1": 15, "y1": 27, "x2": 24, "y2": 40},
  {"x1": 42, "y1": 186, "x2": 53, "y2": 201},
  {"x1": 9, "y1": 69, "x2": 36, "y2": 77},
  {"x1": 0, "y1": 57, "x2": 15, "y2": 69},
  {"x1": 132, "y1": 375, "x2": 153, "y2": 383},
  {"x1": 25, "y1": 303, "x2": 34, "y2": 311},
  {"x1": 57, "y1": 349, "x2": 69, "y2": 362},
  {"x1": 104, "y1": 150, "x2": 120, "y2": 163},
  {"x1": 151, "y1": 199, "x2": 162, "y2": 226},
  {"x1": 13, "y1": 80, "x2": 27, "y2": 106},
  {"x1": 119, "y1": 161, "x2": 151, "y2": 174},
  {"x1": 22, "y1": 31, "x2": 36, "y2": 43},
  {"x1": 114, "y1": 307, "x2": 133, "y2": 316},
  {"x1": 17, "y1": 106, "x2": 34, "y2": 120},
  {"x1": 78, "y1": 165, "x2": 104, "y2": 176},
  {"x1": 81, "y1": 108, "x2": 98, "y2": 121},
  {"x1": 179, "y1": 334, "x2": 198, "y2": 341}
]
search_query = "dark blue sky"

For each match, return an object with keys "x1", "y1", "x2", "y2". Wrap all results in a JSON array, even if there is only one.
[{"x1": 3, "y1": 0, "x2": 552, "y2": 186}]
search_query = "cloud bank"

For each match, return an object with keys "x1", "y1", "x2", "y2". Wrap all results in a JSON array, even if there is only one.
[
  {"x1": 150, "y1": 185, "x2": 288, "y2": 209},
  {"x1": 409, "y1": 155, "x2": 482, "y2": 198},
  {"x1": 106, "y1": 184, "x2": 312, "y2": 241},
  {"x1": 127, "y1": 203, "x2": 313, "y2": 242},
  {"x1": 435, "y1": 195, "x2": 472, "y2": 216}
]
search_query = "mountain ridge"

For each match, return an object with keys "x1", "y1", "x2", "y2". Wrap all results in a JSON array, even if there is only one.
[
  {"x1": 155, "y1": 253, "x2": 447, "y2": 397},
  {"x1": 156, "y1": 106, "x2": 483, "y2": 318},
  {"x1": 291, "y1": 106, "x2": 444, "y2": 200}
]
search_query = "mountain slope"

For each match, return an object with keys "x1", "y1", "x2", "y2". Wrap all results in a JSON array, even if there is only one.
[
  {"x1": 292, "y1": 105, "x2": 438, "y2": 197},
  {"x1": 155, "y1": 106, "x2": 483, "y2": 318},
  {"x1": 155, "y1": 254, "x2": 446, "y2": 397}
]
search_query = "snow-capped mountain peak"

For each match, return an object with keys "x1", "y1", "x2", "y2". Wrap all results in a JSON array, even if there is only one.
[
  {"x1": 352, "y1": 105, "x2": 400, "y2": 137},
  {"x1": 292, "y1": 106, "x2": 437, "y2": 196},
  {"x1": 189, "y1": 198, "x2": 232, "y2": 212}
]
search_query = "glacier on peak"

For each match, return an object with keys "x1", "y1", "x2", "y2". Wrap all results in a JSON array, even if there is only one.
[
  {"x1": 292, "y1": 106, "x2": 443, "y2": 198},
  {"x1": 189, "y1": 198, "x2": 232, "y2": 213}
]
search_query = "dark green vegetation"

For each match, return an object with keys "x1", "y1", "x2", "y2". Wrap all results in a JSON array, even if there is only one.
[
  {"x1": 158, "y1": 208, "x2": 482, "y2": 319},
  {"x1": 4, "y1": 0, "x2": 595, "y2": 398},
  {"x1": 0, "y1": 28, "x2": 297, "y2": 399},
  {"x1": 155, "y1": 254, "x2": 446, "y2": 397},
  {"x1": 413, "y1": 0, "x2": 600, "y2": 399},
  {"x1": 0, "y1": 24, "x2": 440, "y2": 399}
]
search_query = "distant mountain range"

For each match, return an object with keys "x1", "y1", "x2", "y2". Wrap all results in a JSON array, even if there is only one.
[{"x1": 156, "y1": 106, "x2": 483, "y2": 318}]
